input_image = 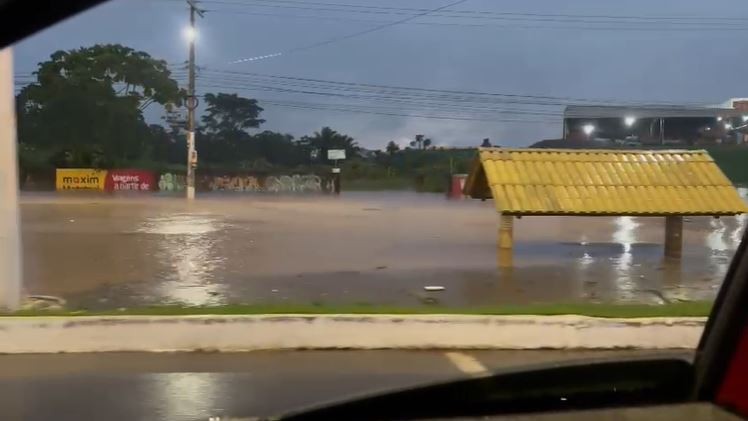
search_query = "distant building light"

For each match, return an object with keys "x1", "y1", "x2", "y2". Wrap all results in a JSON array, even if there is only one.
[
  {"x1": 717, "y1": 116, "x2": 723, "y2": 122},
  {"x1": 705, "y1": 127, "x2": 711, "y2": 131},
  {"x1": 742, "y1": 115, "x2": 748, "y2": 122},
  {"x1": 582, "y1": 124, "x2": 595, "y2": 136},
  {"x1": 624, "y1": 116, "x2": 636, "y2": 127},
  {"x1": 725, "y1": 123, "x2": 733, "y2": 130}
]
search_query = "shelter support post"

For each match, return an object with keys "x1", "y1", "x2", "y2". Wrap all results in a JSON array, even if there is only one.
[
  {"x1": 664, "y1": 216, "x2": 683, "y2": 259},
  {"x1": 498, "y1": 214, "x2": 514, "y2": 250},
  {"x1": 497, "y1": 214, "x2": 514, "y2": 268}
]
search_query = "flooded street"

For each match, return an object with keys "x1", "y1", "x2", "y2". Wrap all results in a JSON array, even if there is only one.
[{"x1": 20, "y1": 191, "x2": 747, "y2": 309}]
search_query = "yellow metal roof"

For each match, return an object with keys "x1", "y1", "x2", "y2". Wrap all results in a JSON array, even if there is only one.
[{"x1": 464, "y1": 148, "x2": 748, "y2": 216}]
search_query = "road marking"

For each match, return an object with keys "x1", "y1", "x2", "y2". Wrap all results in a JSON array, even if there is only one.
[{"x1": 444, "y1": 352, "x2": 489, "y2": 377}]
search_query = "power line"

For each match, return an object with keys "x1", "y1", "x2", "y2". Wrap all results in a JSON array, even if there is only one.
[
  {"x1": 196, "y1": 0, "x2": 748, "y2": 27},
  {"x1": 187, "y1": 67, "x2": 709, "y2": 107},
  {"x1": 201, "y1": 9, "x2": 748, "y2": 31},
  {"x1": 240, "y1": 97, "x2": 560, "y2": 124},
  {"x1": 229, "y1": 0, "x2": 469, "y2": 63}
]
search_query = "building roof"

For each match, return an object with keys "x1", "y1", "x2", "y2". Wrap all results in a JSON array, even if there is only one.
[
  {"x1": 564, "y1": 105, "x2": 744, "y2": 119},
  {"x1": 463, "y1": 148, "x2": 748, "y2": 216}
]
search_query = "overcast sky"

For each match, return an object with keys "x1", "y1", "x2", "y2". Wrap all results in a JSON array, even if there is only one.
[{"x1": 13, "y1": 0, "x2": 748, "y2": 149}]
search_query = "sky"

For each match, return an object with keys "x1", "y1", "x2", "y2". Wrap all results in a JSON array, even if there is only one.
[{"x1": 12, "y1": 0, "x2": 748, "y2": 149}]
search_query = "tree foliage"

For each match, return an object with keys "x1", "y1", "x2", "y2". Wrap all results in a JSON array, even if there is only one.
[
  {"x1": 386, "y1": 141, "x2": 400, "y2": 155},
  {"x1": 16, "y1": 44, "x2": 183, "y2": 167},
  {"x1": 299, "y1": 126, "x2": 360, "y2": 163},
  {"x1": 201, "y1": 93, "x2": 265, "y2": 134}
]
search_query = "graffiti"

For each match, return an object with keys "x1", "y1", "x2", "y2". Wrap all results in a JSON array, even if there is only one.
[
  {"x1": 158, "y1": 173, "x2": 186, "y2": 192},
  {"x1": 56, "y1": 169, "x2": 108, "y2": 190},
  {"x1": 209, "y1": 175, "x2": 262, "y2": 192},
  {"x1": 204, "y1": 174, "x2": 327, "y2": 193},
  {"x1": 106, "y1": 170, "x2": 155, "y2": 192},
  {"x1": 265, "y1": 175, "x2": 323, "y2": 193}
]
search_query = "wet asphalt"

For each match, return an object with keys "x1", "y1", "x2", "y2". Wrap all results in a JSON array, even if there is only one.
[{"x1": 0, "y1": 350, "x2": 690, "y2": 420}]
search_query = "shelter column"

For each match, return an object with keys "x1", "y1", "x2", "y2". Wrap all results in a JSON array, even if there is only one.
[
  {"x1": 664, "y1": 216, "x2": 683, "y2": 259},
  {"x1": 497, "y1": 214, "x2": 514, "y2": 268},
  {"x1": 498, "y1": 214, "x2": 514, "y2": 249}
]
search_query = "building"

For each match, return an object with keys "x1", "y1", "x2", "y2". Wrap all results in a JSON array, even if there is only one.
[{"x1": 563, "y1": 99, "x2": 748, "y2": 147}]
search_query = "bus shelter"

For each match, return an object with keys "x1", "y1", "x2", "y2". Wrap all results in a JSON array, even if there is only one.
[{"x1": 463, "y1": 148, "x2": 747, "y2": 260}]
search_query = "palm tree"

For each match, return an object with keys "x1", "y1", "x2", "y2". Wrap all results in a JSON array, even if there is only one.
[
  {"x1": 300, "y1": 126, "x2": 359, "y2": 161},
  {"x1": 386, "y1": 141, "x2": 400, "y2": 156}
]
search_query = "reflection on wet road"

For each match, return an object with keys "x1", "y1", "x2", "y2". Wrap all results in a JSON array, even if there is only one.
[
  {"x1": 19, "y1": 191, "x2": 748, "y2": 309},
  {"x1": 0, "y1": 350, "x2": 687, "y2": 421}
]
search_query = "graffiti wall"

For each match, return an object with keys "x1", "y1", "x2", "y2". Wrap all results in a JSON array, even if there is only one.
[
  {"x1": 202, "y1": 174, "x2": 332, "y2": 193},
  {"x1": 53, "y1": 169, "x2": 331, "y2": 194},
  {"x1": 158, "y1": 173, "x2": 186, "y2": 192}
]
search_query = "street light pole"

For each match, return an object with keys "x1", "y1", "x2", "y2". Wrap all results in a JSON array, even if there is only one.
[
  {"x1": 0, "y1": 48, "x2": 21, "y2": 311},
  {"x1": 186, "y1": 0, "x2": 203, "y2": 200}
]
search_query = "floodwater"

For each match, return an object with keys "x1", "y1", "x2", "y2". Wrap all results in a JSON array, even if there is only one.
[{"x1": 19, "y1": 190, "x2": 748, "y2": 309}]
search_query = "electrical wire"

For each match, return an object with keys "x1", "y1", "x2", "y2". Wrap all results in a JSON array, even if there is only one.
[{"x1": 228, "y1": 0, "x2": 469, "y2": 63}]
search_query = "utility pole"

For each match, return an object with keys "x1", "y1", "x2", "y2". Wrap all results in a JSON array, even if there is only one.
[
  {"x1": 186, "y1": 0, "x2": 203, "y2": 200},
  {"x1": 0, "y1": 48, "x2": 21, "y2": 310}
]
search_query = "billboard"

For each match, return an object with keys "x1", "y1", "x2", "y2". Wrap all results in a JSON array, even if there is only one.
[
  {"x1": 105, "y1": 170, "x2": 156, "y2": 192},
  {"x1": 55, "y1": 169, "x2": 108, "y2": 191}
]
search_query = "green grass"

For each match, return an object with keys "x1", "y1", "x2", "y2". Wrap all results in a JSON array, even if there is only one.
[{"x1": 4, "y1": 301, "x2": 713, "y2": 318}]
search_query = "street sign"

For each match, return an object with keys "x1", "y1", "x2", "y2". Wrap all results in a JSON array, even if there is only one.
[{"x1": 327, "y1": 149, "x2": 346, "y2": 160}]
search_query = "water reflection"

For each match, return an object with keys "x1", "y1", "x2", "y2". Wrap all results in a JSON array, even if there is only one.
[
  {"x1": 610, "y1": 217, "x2": 639, "y2": 299},
  {"x1": 149, "y1": 373, "x2": 222, "y2": 420},
  {"x1": 137, "y1": 214, "x2": 226, "y2": 305}
]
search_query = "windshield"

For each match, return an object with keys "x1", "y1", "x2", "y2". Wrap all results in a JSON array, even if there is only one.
[{"x1": 2, "y1": 0, "x2": 747, "y2": 419}]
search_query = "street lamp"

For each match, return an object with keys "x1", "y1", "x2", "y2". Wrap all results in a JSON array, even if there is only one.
[
  {"x1": 183, "y1": 26, "x2": 196, "y2": 42},
  {"x1": 624, "y1": 116, "x2": 636, "y2": 127},
  {"x1": 582, "y1": 124, "x2": 595, "y2": 138}
]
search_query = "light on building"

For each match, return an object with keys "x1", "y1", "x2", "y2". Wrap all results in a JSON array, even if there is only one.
[
  {"x1": 717, "y1": 116, "x2": 723, "y2": 122},
  {"x1": 624, "y1": 116, "x2": 636, "y2": 127},
  {"x1": 742, "y1": 115, "x2": 748, "y2": 122},
  {"x1": 725, "y1": 123, "x2": 733, "y2": 130},
  {"x1": 582, "y1": 124, "x2": 595, "y2": 136}
]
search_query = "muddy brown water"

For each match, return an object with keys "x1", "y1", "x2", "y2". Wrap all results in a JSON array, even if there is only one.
[{"x1": 19, "y1": 191, "x2": 747, "y2": 309}]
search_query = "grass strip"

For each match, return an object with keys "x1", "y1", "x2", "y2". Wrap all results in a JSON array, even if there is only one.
[{"x1": 3, "y1": 301, "x2": 713, "y2": 318}]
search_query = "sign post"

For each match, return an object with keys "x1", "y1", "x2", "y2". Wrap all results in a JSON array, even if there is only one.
[
  {"x1": 327, "y1": 149, "x2": 346, "y2": 195},
  {"x1": 0, "y1": 48, "x2": 21, "y2": 310}
]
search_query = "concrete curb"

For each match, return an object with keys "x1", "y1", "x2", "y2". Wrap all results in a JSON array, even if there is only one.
[{"x1": 0, "y1": 315, "x2": 706, "y2": 353}]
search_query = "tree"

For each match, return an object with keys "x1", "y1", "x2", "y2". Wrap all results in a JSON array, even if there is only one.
[
  {"x1": 201, "y1": 93, "x2": 264, "y2": 134},
  {"x1": 409, "y1": 134, "x2": 432, "y2": 150},
  {"x1": 16, "y1": 44, "x2": 183, "y2": 167},
  {"x1": 198, "y1": 92, "x2": 265, "y2": 163},
  {"x1": 299, "y1": 127, "x2": 359, "y2": 163},
  {"x1": 386, "y1": 141, "x2": 400, "y2": 156},
  {"x1": 481, "y1": 138, "x2": 492, "y2": 147}
]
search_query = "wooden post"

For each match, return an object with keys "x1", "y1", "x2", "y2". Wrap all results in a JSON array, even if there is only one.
[{"x1": 664, "y1": 216, "x2": 683, "y2": 259}]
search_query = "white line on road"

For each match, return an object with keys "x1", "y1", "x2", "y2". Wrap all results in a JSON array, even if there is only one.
[{"x1": 444, "y1": 352, "x2": 489, "y2": 377}]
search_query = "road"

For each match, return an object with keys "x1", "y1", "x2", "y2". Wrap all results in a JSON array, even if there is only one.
[
  {"x1": 20, "y1": 192, "x2": 747, "y2": 309},
  {"x1": 0, "y1": 350, "x2": 690, "y2": 420}
]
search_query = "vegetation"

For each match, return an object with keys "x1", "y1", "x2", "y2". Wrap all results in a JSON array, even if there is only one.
[
  {"x1": 5, "y1": 301, "x2": 713, "y2": 318},
  {"x1": 16, "y1": 43, "x2": 748, "y2": 191},
  {"x1": 15, "y1": 43, "x2": 478, "y2": 192}
]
